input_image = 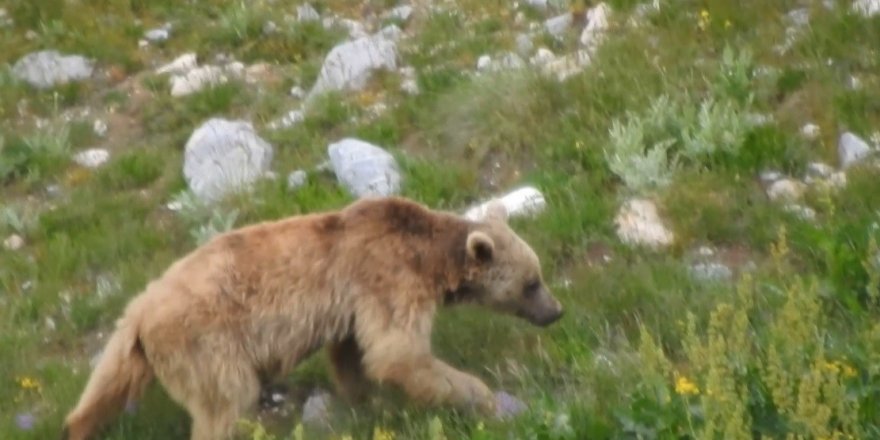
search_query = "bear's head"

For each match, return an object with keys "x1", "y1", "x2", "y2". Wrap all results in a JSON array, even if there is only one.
[{"x1": 455, "y1": 200, "x2": 564, "y2": 327}]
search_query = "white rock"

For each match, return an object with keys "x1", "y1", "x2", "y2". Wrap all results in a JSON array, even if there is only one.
[
  {"x1": 805, "y1": 162, "x2": 833, "y2": 179},
  {"x1": 839, "y1": 132, "x2": 873, "y2": 168},
  {"x1": 515, "y1": 33, "x2": 534, "y2": 57},
  {"x1": 540, "y1": 50, "x2": 591, "y2": 81},
  {"x1": 530, "y1": 48, "x2": 556, "y2": 66},
  {"x1": 759, "y1": 170, "x2": 783, "y2": 184},
  {"x1": 144, "y1": 28, "x2": 170, "y2": 42},
  {"x1": 12, "y1": 50, "x2": 94, "y2": 90},
  {"x1": 263, "y1": 20, "x2": 278, "y2": 35},
  {"x1": 524, "y1": 0, "x2": 548, "y2": 9},
  {"x1": 544, "y1": 14, "x2": 572, "y2": 38},
  {"x1": 580, "y1": 3, "x2": 611, "y2": 51},
  {"x1": 287, "y1": 170, "x2": 308, "y2": 190},
  {"x1": 689, "y1": 262, "x2": 733, "y2": 282},
  {"x1": 378, "y1": 24, "x2": 403, "y2": 41},
  {"x1": 73, "y1": 148, "x2": 110, "y2": 169},
  {"x1": 183, "y1": 118, "x2": 274, "y2": 203},
  {"x1": 307, "y1": 32, "x2": 397, "y2": 101},
  {"x1": 3, "y1": 234, "x2": 24, "y2": 251},
  {"x1": 766, "y1": 178, "x2": 805, "y2": 202},
  {"x1": 614, "y1": 199, "x2": 674, "y2": 249},
  {"x1": 268, "y1": 109, "x2": 305, "y2": 130},
  {"x1": 853, "y1": 0, "x2": 880, "y2": 16},
  {"x1": 399, "y1": 66, "x2": 419, "y2": 95},
  {"x1": 463, "y1": 186, "x2": 547, "y2": 222},
  {"x1": 170, "y1": 65, "x2": 228, "y2": 97},
  {"x1": 290, "y1": 86, "x2": 306, "y2": 99},
  {"x1": 783, "y1": 203, "x2": 817, "y2": 222},
  {"x1": 93, "y1": 119, "x2": 108, "y2": 137},
  {"x1": 385, "y1": 5, "x2": 413, "y2": 22},
  {"x1": 801, "y1": 123, "x2": 820, "y2": 140},
  {"x1": 327, "y1": 138, "x2": 402, "y2": 198},
  {"x1": 297, "y1": 3, "x2": 320, "y2": 21},
  {"x1": 338, "y1": 18, "x2": 369, "y2": 39},
  {"x1": 786, "y1": 8, "x2": 810, "y2": 27},
  {"x1": 477, "y1": 55, "x2": 493, "y2": 71},
  {"x1": 156, "y1": 53, "x2": 198, "y2": 75},
  {"x1": 301, "y1": 390, "x2": 332, "y2": 425}
]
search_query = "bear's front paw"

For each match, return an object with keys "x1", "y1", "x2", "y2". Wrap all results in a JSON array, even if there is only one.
[
  {"x1": 455, "y1": 375, "x2": 496, "y2": 416},
  {"x1": 493, "y1": 390, "x2": 527, "y2": 420}
]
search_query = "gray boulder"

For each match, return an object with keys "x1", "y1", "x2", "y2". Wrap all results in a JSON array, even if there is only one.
[
  {"x1": 12, "y1": 50, "x2": 94, "y2": 89},
  {"x1": 328, "y1": 138, "x2": 401, "y2": 198},
  {"x1": 183, "y1": 118, "x2": 274, "y2": 203},
  {"x1": 308, "y1": 32, "x2": 398, "y2": 101},
  {"x1": 838, "y1": 132, "x2": 872, "y2": 169}
]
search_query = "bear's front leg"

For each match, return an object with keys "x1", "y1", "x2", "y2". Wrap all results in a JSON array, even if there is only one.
[{"x1": 359, "y1": 330, "x2": 496, "y2": 417}]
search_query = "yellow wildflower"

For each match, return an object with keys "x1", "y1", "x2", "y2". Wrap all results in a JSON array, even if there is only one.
[
  {"x1": 17, "y1": 376, "x2": 41, "y2": 391},
  {"x1": 675, "y1": 375, "x2": 700, "y2": 396},
  {"x1": 698, "y1": 9, "x2": 710, "y2": 31},
  {"x1": 372, "y1": 427, "x2": 395, "y2": 440},
  {"x1": 724, "y1": 19, "x2": 732, "y2": 29}
]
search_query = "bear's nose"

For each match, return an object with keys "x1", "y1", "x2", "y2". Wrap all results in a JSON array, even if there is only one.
[{"x1": 536, "y1": 307, "x2": 563, "y2": 327}]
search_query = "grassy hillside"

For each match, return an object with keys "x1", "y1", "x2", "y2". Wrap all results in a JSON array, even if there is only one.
[{"x1": 2, "y1": 0, "x2": 880, "y2": 439}]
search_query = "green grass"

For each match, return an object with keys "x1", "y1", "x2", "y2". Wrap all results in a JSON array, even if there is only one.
[{"x1": 2, "y1": 0, "x2": 880, "y2": 439}]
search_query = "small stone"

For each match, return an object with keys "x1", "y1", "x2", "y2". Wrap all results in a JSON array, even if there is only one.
[
  {"x1": 476, "y1": 55, "x2": 493, "y2": 71},
  {"x1": 515, "y1": 33, "x2": 534, "y2": 57},
  {"x1": 689, "y1": 262, "x2": 733, "y2": 282},
  {"x1": 530, "y1": 48, "x2": 556, "y2": 66},
  {"x1": 262, "y1": 20, "x2": 278, "y2": 35},
  {"x1": 783, "y1": 203, "x2": 817, "y2": 222},
  {"x1": 289, "y1": 86, "x2": 306, "y2": 99},
  {"x1": 93, "y1": 119, "x2": 108, "y2": 137},
  {"x1": 297, "y1": 3, "x2": 320, "y2": 22},
  {"x1": 156, "y1": 53, "x2": 198, "y2": 75},
  {"x1": 385, "y1": 5, "x2": 413, "y2": 22},
  {"x1": 301, "y1": 390, "x2": 332, "y2": 425},
  {"x1": 12, "y1": 50, "x2": 94, "y2": 90},
  {"x1": 614, "y1": 198, "x2": 674, "y2": 249},
  {"x1": 144, "y1": 28, "x2": 170, "y2": 42},
  {"x1": 786, "y1": 8, "x2": 811, "y2": 27},
  {"x1": 268, "y1": 109, "x2": 305, "y2": 130},
  {"x1": 495, "y1": 391, "x2": 527, "y2": 420},
  {"x1": 287, "y1": 170, "x2": 308, "y2": 190},
  {"x1": 806, "y1": 162, "x2": 835, "y2": 180},
  {"x1": 524, "y1": 0, "x2": 548, "y2": 9},
  {"x1": 399, "y1": 66, "x2": 419, "y2": 95},
  {"x1": 759, "y1": 170, "x2": 783, "y2": 184},
  {"x1": 45, "y1": 317, "x2": 56, "y2": 331},
  {"x1": 766, "y1": 178, "x2": 805, "y2": 202},
  {"x1": 801, "y1": 123, "x2": 820, "y2": 140},
  {"x1": 544, "y1": 14, "x2": 572, "y2": 38},
  {"x1": 838, "y1": 132, "x2": 873, "y2": 169},
  {"x1": 73, "y1": 148, "x2": 110, "y2": 169},
  {"x1": 4, "y1": 234, "x2": 24, "y2": 251},
  {"x1": 169, "y1": 65, "x2": 228, "y2": 97},
  {"x1": 338, "y1": 18, "x2": 369, "y2": 39}
]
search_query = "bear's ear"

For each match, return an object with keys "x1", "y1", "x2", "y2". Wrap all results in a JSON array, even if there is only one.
[
  {"x1": 484, "y1": 199, "x2": 508, "y2": 224},
  {"x1": 466, "y1": 231, "x2": 495, "y2": 263}
]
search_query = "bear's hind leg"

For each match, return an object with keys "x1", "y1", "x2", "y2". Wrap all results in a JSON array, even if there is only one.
[{"x1": 328, "y1": 334, "x2": 371, "y2": 404}]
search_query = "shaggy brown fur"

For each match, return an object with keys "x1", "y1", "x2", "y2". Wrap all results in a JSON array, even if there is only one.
[{"x1": 61, "y1": 196, "x2": 563, "y2": 440}]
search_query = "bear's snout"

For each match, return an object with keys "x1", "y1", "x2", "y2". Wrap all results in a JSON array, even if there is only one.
[{"x1": 520, "y1": 287, "x2": 564, "y2": 327}]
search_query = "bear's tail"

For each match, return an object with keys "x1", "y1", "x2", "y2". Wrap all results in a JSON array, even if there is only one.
[{"x1": 61, "y1": 314, "x2": 153, "y2": 440}]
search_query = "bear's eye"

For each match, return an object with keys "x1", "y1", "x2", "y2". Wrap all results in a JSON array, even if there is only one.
[{"x1": 523, "y1": 280, "x2": 541, "y2": 298}]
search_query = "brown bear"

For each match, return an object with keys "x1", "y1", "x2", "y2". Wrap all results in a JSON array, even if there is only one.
[{"x1": 61, "y1": 196, "x2": 564, "y2": 440}]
